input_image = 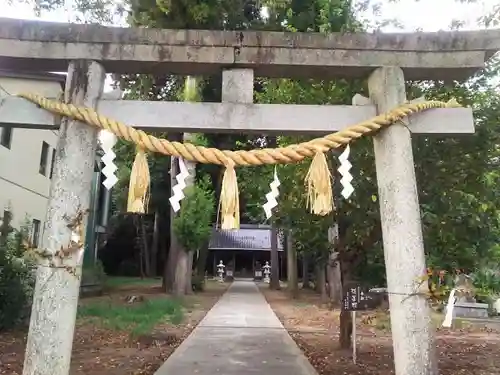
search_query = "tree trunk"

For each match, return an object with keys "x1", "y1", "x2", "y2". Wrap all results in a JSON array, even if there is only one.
[
  {"x1": 286, "y1": 230, "x2": 298, "y2": 298},
  {"x1": 314, "y1": 263, "x2": 321, "y2": 292},
  {"x1": 185, "y1": 251, "x2": 194, "y2": 294},
  {"x1": 302, "y1": 253, "x2": 311, "y2": 289},
  {"x1": 141, "y1": 215, "x2": 151, "y2": 277},
  {"x1": 177, "y1": 131, "x2": 196, "y2": 295},
  {"x1": 327, "y1": 256, "x2": 342, "y2": 306},
  {"x1": 174, "y1": 249, "x2": 189, "y2": 297},
  {"x1": 270, "y1": 226, "x2": 280, "y2": 290},
  {"x1": 196, "y1": 242, "x2": 209, "y2": 278},
  {"x1": 160, "y1": 153, "x2": 171, "y2": 291},
  {"x1": 151, "y1": 211, "x2": 160, "y2": 276},
  {"x1": 164, "y1": 155, "x2": 179, "y2": 293},
  {"x1": 330, "y1": 147, "x2": 352, "y2": 348},
  {"x1": 161, "y1": 234, "x2": 168, "y2": 291},
  {"x1": 139, "y1": 245, "x2": 144, "y2": 279},
  {"x1": 166, "y1": 221, "x2": 179, "y2": 293},
  {"x1": 316, "y1": 262, "x2": 328, "y2": 301},
  {"x1": 328, "y1": 151, "x2": 343, "y2": 308},
  {"x1": 327, "y1": 226, "x2": 342, "y2": 307}
]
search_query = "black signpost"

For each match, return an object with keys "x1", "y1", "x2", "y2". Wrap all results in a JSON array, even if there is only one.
[
  {"x1": 342, "y1": 283, "x2": 380, "y2": 364},
  {"x1": 342, "y1": 284, "x2": 379, "y2": 311}
]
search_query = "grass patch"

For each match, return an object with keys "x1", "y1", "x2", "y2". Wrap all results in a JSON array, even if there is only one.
[
  {"x1": 78, "y1": 297, "x2": 184, "y2": 336},
  {"x1": 104, "y1": 276, "x2": 161, "y2": 289}
]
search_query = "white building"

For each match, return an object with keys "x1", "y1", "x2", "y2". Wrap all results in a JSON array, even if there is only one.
[{"x1": 0, "y1": 70, "x2": 65, "y2": 247}]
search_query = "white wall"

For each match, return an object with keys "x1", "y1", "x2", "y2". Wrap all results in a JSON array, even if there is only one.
[{"x1": 0, "y1": 76, "x2": 62, "y2": 231}]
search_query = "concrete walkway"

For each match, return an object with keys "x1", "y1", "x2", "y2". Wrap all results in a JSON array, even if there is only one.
[{"x1": 155, "y1": 280, "x2": 318, "y2": 375}]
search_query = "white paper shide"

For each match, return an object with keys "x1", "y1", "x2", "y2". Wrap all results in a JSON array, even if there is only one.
[
  {"x1": 338, "y1": 145, "x2": 354, "y2": 199},
  {"x1": 262, "y1": 167, "x2": 280, "y2": 219},
  {"x1": 169, "y1": 157, "x2": 189, "y2": 212},
  {"x1": 99, "y1": 130, "x2": 118, "y2": 190}
]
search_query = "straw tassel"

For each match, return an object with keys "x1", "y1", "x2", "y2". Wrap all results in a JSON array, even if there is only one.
[
  {"x1": 305, "y1": 151, "x2": 333, "y2": 216},
  {"x1": 219, "y1": 164, "x2": 240, "y2": 230},
  {"x1": 127, "y1": 147, "x2": 150, "y2": 213}
]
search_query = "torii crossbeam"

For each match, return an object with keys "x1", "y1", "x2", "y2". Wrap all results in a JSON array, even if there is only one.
[{"x1": 0, "y1": 17, "x2": 498, "y2": 375}]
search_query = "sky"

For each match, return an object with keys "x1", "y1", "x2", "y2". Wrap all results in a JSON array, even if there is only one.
[
  {"x1": 355, "y1": 0, "x2": 497, "y2": 32},
  {"x1": 0, "y1": 0, "x2": 497, "y2": 32}
]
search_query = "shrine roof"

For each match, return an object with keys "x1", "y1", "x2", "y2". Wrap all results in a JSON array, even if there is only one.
[{"x1": 0, "y1": 18, "x2": 499, "y2": 80}]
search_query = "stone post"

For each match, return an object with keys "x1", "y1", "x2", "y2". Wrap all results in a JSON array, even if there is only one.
[
  {"x1": 368, "y1": 66, "x2": 436, "y2": 375},
  {"x1": 23, "y1": 60, "x2": 105, "y2": 375},
  {"x1": 221, "y1": 69, "x2": 254, "y2": 103}
]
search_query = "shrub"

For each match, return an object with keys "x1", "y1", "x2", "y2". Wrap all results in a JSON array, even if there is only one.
[
  {"x1": 472, "y1": 268, "x2": 500, "y2": 293},
  {"x1": 173, "y1": 176, "x2": 215, "y2": 253},
  {"x1": 0, "y1": 232, "x2": 36, "y2": 331}
]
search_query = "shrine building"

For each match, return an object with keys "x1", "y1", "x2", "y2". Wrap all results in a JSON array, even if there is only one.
[{"x1": 207, "y1": 224, "x2": 285, "y2": 279}]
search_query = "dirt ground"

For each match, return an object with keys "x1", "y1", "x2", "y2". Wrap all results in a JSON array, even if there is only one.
[
  {"x1": 261, "y1": 287, "x2": 500, "y2": 375},
  {"x1": 0, "y1": 280, "x2": 227, "y2": 375}
]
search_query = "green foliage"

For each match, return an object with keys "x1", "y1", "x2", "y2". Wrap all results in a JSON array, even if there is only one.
[
  {"x1": 20, "y1": 0, "x2": 128, "y2": 24},
  {"x1": 471, "y1": 268, "x2": 500, "y2": 301},
  {"x1": 130, "y1": 0, "x2": 265, "y2": 30},
  {"x1": 77, "y1": 297, "x2": 184, "y2": 336},
  {"x1": 173, "y1": 176, "x2": 215, "y2": 252},
  {"x1": 409, "y1": 60, "x2": 500, "y2": 273},
  {"x1": 244, "y1": 0, "x2": 373, "y2": 270},
  {"x1": 0, "y1": 231, "x2": 36, "y2": 331},
  {"x1": 110, "y1": 138, "x2": 136, "y2": 214},
  {"x1": 247, "y1": 50, "x2": 500, "y2": 285},
  {"x1": 250, "y1": 77, "x2": 369, "y2": 270}
]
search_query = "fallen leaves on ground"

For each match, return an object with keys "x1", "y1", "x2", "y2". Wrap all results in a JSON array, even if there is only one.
[
  {"x1": 0, "y1": 282, "x2": 228, "y2": 375},
  {"x1": 262, "y1": 287, "x2": 500, "y2": 375}
]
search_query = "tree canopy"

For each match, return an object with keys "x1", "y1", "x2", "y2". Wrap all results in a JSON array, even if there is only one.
[
  {"x1": 15, "y1": 0, "x2": 500, "y2": 286},
  {"x1": 114, "y1": 0, "x2": 500, "y2": 285}
]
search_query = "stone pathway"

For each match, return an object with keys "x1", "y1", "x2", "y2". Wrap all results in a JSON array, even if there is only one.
[{"x1": 155, "y1": 280, "x2": 318, "y2": 375}]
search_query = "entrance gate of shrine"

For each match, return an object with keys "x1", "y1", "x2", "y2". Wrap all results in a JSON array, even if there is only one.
[{"x1": 0, "y1": 17, "x2": 499, "y2": 375}]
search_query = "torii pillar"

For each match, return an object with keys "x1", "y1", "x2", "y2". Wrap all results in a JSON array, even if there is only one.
[
  {"x1": 369, "y1": 66, "x2": 438, "y2": 375},
  {"x1": 22, "y1": 60, "x2": 105, "y2": 375}
]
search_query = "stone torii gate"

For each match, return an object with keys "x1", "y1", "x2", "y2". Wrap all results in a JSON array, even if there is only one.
[{"x1": 0, "y1": 17, "x2": 499, "y2": 375}]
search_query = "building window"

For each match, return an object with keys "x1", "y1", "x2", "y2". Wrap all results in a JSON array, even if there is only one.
[
  {"x1": 0, "y1": 126, "x2": 12, "y2": 149},
  {"x1": 49, "y1": 148, "x2": 56, "y2": 179},
  {"x1": 39, "y1": 141, "x2": 50, "y2": 176},
  {"x1": 32, "y1": 219, "x2": 41, "y2": 248}
]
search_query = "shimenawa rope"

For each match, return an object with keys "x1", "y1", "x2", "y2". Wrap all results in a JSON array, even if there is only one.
[{"x1": 16, "y1": 92, "x2": 461, "y2": 229}]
